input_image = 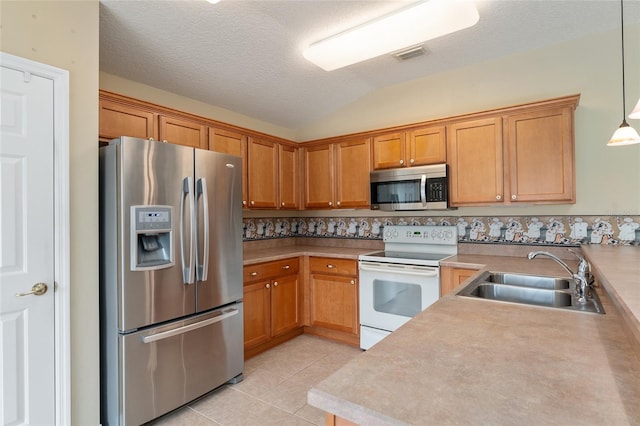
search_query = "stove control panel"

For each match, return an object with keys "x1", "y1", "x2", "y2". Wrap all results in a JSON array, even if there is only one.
[{"x1": 383, "y1": 225, "x2": 457, "y2": 245}]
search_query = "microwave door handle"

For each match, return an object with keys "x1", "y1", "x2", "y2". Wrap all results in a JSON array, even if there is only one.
[{"x1": 420, "y1": 174, "x2": 427, "y2": 206}]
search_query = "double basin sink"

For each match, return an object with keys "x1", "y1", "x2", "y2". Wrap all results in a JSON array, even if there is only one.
[{"x1": 457, "y1": 271, "x2": 605, "y2": 314}]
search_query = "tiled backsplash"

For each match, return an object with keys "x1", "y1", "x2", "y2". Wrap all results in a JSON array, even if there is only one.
[{"x1": 243, "y1": 215, "x2": 640, "y2": 246}]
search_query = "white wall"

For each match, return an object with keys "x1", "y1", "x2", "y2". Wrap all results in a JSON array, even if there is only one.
[{"x1": 0, "y1": 1, "x2": 100, "y2": 425}]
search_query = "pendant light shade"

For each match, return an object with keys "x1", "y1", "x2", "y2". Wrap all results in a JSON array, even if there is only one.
[{"x1": 608, "y1": 0, "x2": 640, "y2": 146}]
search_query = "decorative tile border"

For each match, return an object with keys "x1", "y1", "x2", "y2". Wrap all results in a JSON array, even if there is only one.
[{"x1": 242, "y1": 215, "x2": 640, "y2": 246}]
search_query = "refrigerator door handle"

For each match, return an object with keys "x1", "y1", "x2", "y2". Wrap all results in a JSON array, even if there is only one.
[
  {"x1": 141, "y1": 308, "x2": 239, "y2": 343},
  {"x1": 196, "y1": 177, "x2": 210, "y2": 282},
  {"x1": 180, "y1": 176, "x2": 196, "y2": 284}
]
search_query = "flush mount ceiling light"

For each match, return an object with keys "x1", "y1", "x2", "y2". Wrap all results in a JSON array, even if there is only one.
[
  {"x1": 608, "y1": 0, "x2": 640, "y2": 146},
  {"x1": 303, "y1": 0, "x2": 480, "y2": 71}
]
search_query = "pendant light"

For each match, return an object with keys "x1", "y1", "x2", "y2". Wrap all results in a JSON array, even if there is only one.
[{"x1": 608, "y1": 0, "x2": 640, "y2": 146}]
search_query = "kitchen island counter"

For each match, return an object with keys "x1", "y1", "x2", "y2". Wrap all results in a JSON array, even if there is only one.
[{"x1": 309, "y1": 248, "x2": 640, "y2": 425}]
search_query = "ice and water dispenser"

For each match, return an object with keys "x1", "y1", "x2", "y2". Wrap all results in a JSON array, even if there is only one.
[{"x1": 130, "y1": 205, "x2": 174, "y2": 271}]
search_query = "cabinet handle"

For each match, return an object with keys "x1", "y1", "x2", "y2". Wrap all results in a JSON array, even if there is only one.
[
  {"x1": 496, "y1": 195, "x2": 502, "y2": 200},
  {"x1": 399, "y1": 159, "x2": 404, "y2": 165},
  {"x1": 511, "y1": 194, "x2": 517, "y2": 200},
  {"x1": 273, "y1": 281, "x2": 278, "y2": 287},
  {"x1": 328, "y1": 201, "x2": 333, "y2": 206},
  {"x1": 266, "y1": 283, "x2": 270, "y2": 289},
  {"x1": 326, "y1": 264, "x2": 335, "y2": 269},
  {"x1": 250, "y1": 272, "x2": 258, "y2": 277},
  {"x1": 350, "y1": 279, "x2": 355, "y2": 285},
  {"x1": 281, "y1": 265, "x2": 290, "y2": 270}
]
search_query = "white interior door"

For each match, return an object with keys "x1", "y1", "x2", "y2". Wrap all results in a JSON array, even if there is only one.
[{"x1": 1, "y1": 63, "x2": 56, "y2": 425}]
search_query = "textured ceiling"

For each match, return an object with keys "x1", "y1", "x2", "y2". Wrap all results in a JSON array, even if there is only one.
[{"x1": 100, "y1": 0, "x2": 640, "y2": 131}]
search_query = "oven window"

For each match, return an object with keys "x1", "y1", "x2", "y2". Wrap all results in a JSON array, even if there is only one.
[
  {"x1": 373, "y1": 279, "x2": 422, "y2": 317},
  {"x1": 371, "y1": 180, "x2": 421, "y2": 204}
]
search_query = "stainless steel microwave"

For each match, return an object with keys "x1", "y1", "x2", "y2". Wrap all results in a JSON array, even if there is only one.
[{"x1": 370, "y1": 164, "x2": 452, "y2": 211}]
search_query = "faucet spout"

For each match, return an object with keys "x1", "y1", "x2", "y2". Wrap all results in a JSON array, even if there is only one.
[{"x1": 527, "y1": 251, "x2": 575, "y2": 277}]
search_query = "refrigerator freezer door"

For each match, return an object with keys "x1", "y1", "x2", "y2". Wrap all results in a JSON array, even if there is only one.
[
  {"x1": 195, "y1": 150, "x2": 243, "y2": 312},
  {"x1": 114, "y1": 137, "x2": 197, "y2": 331},
  {"x1": 104, "y1": 303, "x2": 244, "y2": 426}
]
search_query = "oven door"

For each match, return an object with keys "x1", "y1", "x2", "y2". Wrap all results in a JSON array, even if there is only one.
[{"x1": 358, "y1": 260, "x2": 440, "y2": 332}]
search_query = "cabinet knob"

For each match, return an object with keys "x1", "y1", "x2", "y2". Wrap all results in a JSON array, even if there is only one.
[
  {"x1": 249, "y1": 272, "x2": 258, "y2": 277},
  {"x1": 350, "y1": 279, "x2": 355, "y2": 285},
  {"x1": 326, "y1": 264, "x2": 335, "y2": 269},
  {"x1": 511, "y1": 194, "x2": 517, "y2": 200},
  {"x1": 336, "y1": 201, "x2": 341, "y2": 206},
  {"x1": 410, "y1": 158, "x2": 415, "y2": 164},
  {"x1": 250, "y1": 201, "x2": 255, "y2": 206},
  {"x1": 273, "y1": 281, "x2": 278, "y2": 287},
  {"x1": 496, "y1": 195, "x2": 502, "y2": 200},
  {"x1": 281, "y1": 202, "x2": 285, "y2": 206},
  {"x1": 281, "y1": 265, "x2": 290, "y2": 270},
  {"x1": 242, "y1": 200, "x2": 247, "y2": 206},
  {"x1": 399, "y1": 159, "x2": 404, "y2": 165},
  {"x1": 266, "y1": 283, "x2": 270, "y2": 289},
  {"x1": 328, "y1": 201, "x2": 333, "y2": 206}
]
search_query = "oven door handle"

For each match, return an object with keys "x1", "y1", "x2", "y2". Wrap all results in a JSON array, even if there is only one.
[{"x1": 359, "y1": 261, "x2": 438, "y2": 277}]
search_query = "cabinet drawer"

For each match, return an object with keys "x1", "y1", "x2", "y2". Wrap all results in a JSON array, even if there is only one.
[
  {"x1": 309, "y1": 257, "x2": 357, "y2": 276},
  {"x1": 244, "y1": 258, "x2": 299, "y2": 282}
]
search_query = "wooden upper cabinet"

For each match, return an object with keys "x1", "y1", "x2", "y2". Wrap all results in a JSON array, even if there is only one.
[
  {"x1": 278, "y1": 144, "x2": 300, "y2": 209},
  {"x1": 247, "y1": 137, "x2": 278, "y2": 208},
  {"x1": 407, "y1": 125, "x2": 446, "y2": 166},
  {"x1": 506, "y1": 106, "x2": 575, "y2": 204},
  {"x1": 304, "y1": 139, "x2": 370, "y2": 209},
  {"x1": 372, "y1": 126, "x2": 446, "y2": 169},
  {"x1": 447, "y1": 117, "x2": 504, "y2": 206},
  {"x1": 304, "y1": 143, "x2": 334, "y2": 209},
  {"x1": 99, "y1": 100, "x2": 157, "y2": 143},
  {"x1": 335, "y1": 138, "x2": 371, "y2": 208},
  {"x1": 159, "y1": 115, "x2": 207, "y2": 149},
  {"x1": 208, "y1": 127, "x2": 246, "y2": 156},
  {"x1": 372, "y1": 132, "x2": 405, "y2": 169}
]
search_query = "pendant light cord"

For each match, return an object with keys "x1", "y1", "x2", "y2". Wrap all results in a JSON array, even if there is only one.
[{"x1": 620, "y1": 0, "x2": 628, "y2": 122}]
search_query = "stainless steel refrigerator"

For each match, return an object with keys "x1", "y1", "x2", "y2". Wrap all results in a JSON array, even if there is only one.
[{"x1": 99, "y1": 136, "x2": 244, "y2": 425}]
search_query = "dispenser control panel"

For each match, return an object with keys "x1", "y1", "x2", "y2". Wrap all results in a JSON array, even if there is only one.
[
  {"x1": 135, "y1": 207, "x2": 172, "y2": 231},
  {"x1": 130, "y1": 205, "x2": 174, "y2": 271}
]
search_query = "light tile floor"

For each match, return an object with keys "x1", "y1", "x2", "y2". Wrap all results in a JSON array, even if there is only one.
[{"x1": 149, "y1": 335, "x2": 362, "y2": 425}]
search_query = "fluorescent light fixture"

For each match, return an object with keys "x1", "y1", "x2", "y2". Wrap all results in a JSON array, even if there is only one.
[
  {"x1": 630, "y1": 98, "x2": 640, "y2": 119},
  {"x1": 303, "y1": 0, "x2": 479, "y2": 71}
]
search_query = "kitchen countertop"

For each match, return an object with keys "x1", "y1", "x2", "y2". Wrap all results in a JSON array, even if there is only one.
[
  {"x1": 243, "y1": 244, "x2": 379, "y2": 265},
  {"x1": 308, "y1": 248, "x2": 640, "y2": 425}
]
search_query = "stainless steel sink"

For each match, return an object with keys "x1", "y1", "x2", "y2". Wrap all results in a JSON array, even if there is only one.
[
  {"x1": 457, "y1": 271, "x2": 605, "y2": 314},
  {"x1": 485, "y1": 272, "x2": 571, "y2": 290}
]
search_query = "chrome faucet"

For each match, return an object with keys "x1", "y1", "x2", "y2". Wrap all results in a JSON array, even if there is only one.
[{"x1": 527, "y1": 250, "x2": 590, "y2": 303}]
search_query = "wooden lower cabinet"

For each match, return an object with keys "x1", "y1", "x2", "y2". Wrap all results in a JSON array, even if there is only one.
[
  {"x1": 325, "y1": 413, "x2": 358, "y2": 426},
  {"x1": 307, "y1": 257, "x2": 359, "y2": 345},
  {"x1": 440, "y1": 266, "x2": 479, "y2": 296},
  {"x1": 243, "y1": 258, "x2": 302, "y2": 358}
]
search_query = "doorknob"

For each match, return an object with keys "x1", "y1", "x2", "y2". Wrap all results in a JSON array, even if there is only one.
[{"x1": 15, "y1": 283, "x2": 48, "y2": 297}]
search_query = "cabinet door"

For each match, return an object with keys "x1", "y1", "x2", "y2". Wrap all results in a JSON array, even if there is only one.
[
  {"x1": 247, "y1": 137, "x2": 278, "y2": 208},
  {"x1": 243, "y1": 281, "x2": 271, "y2": 350},
  {"x1": 208, "y1": 128, "x2": 248, "y2": 207},
  {"x1": 507, "y1": 107, "x2": 575, "y2": 203},
  {"x1": 447, "y1": 117, "x2": 504, "y2": 206},
  {"x1": 441, "y1": 267, "x2": 478, "y2": 297},
  {"x1": 159, "y1": 115, "x2": 207, "y2": 149},
  {"x1": 310, "y1": 274, "x2": 358, "y2": 335},
  {"x1": 271, "y1": 274, "x2": 300, "y2": 337},
  {"x1": 407, "y1": 125, "x2": 446, "y2": 166},
  {"x1": 99, "y1": 100, "x2": 157, "y2": 142},
  {"x1": 278, "y1": 144, "x2": 299, "y2": 209},
  {"x1": 372, "y1": 132, "x2": 406, "y2": 169},
  {"x1": 335, "y1": 138, "x2": 371, "y2": 208},
  {"x1": 304, "y1": 144, "x2": 334, "y2": 209}
]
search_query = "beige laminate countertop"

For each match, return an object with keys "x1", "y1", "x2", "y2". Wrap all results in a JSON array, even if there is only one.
[{"x1": 308, "y1": 248, "x2": 640, "y2": 425}]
